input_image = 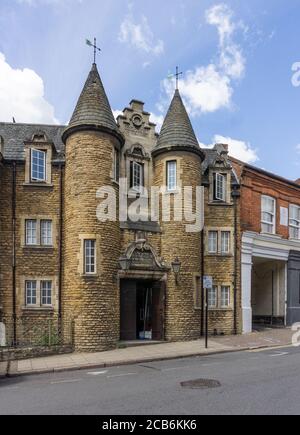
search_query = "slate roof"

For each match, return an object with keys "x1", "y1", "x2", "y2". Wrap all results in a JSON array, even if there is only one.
[
  {"x1": 154, "y1": 90, "x2": 201, "y2": 155},
  {"x1": 202, "y1": 148, "x2": 216, "y2": 173},
  {"x1": 0, "y1": 122, "x2": 66, "y2": 160},
  {"x1": 66, "y1": 63, "x2": 119, "y2": 135},
  {"x1": 202, "y1": 146, "x2": 239, "y2": 185}
]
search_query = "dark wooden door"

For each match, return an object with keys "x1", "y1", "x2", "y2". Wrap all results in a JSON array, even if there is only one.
[
  {"x1": 152, "y1": 283, "x2": 164, "y2": 340},
  {"x1": 287, "y1": 251, "x2": 300, "y2": 325},
  {"x1": 120, "y1": 281, "x2": 137, "y2": 340}
]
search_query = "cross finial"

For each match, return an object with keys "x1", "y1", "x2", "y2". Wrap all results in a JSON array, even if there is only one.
[
  {"x1": 86, "y1": 37, "x2": 101, "y2": 64},
  {"x1": 168, "y1": 66, "x2": 183, "y2": 90}
]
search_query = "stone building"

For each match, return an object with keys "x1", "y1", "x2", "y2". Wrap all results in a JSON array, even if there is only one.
[
  {"x1": 231, "y1": 158, "x2": 300, "y2": 333},
  {"x1": 0, "y1": 63, "x2": 241, "y2": 352}
]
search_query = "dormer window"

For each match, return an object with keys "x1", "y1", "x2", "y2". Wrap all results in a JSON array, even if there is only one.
[
  {"x1": 31, "y1": 149, "x2": 46, "y2": 182},
  {"x1": 214, "y1": 173, "x2": 226, "y2": 201}
]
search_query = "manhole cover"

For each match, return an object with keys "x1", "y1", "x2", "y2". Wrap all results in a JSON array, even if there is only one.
[{"x1": 180, "y1": 379, "x2": 221, "y2": 390}]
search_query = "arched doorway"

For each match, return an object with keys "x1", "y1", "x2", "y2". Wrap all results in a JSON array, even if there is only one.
[{"x1": 119, "y1": 241, "x2": 169, "y2": 342}]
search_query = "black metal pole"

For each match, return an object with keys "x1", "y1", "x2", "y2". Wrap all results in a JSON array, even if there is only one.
[
  {"x1": 271, "y1": 270, "x2": 274, "y2": 326},
  {"x1": 58, "y1": 164, "x2": 63, "y2": 322},
  {"x1": 232, "y1": 186, "x2": 240, "y2": 335},
  {"x1": 201, "y1": 230, "x2": 205, "y2": 337},
  {"x1": 205, "y1": 286, "x2": 209, "y2": 349},
  {"x1": 12, "y1": 162, "x2": 17, "y2": 346}
]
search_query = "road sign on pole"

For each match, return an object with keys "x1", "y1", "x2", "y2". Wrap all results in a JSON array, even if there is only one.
[
  {"x1": 203, "y1": 276, "x2": 213, "y2": 290},
  {"x1": 203, "y1": 276, "x2": 213, "y2": 349}
]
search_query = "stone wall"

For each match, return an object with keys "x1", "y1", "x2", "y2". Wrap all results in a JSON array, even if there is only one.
[
  {"x1": 63, "y1": 130, "x2": 122, "y2": 352},
  {"x1": 0, "y1": 162, "x2": 62, "y2": 345},
  {"x1": 204, "y1": 185, "x2": 242, "y2": 335},
  {"x1": 153, "y1": 150, "x2": 202, "y2": 342}
]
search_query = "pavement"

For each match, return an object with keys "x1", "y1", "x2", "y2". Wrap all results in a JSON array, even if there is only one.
[
  {"x1": 1, "y1": 344, "x2": 300, "y2": 415},
  {"x1": 0, "y1": 327, "x2": 294, "y2": 378}
]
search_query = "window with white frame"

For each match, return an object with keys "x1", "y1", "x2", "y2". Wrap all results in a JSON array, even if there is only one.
[
  {"x1": 167, "y1": 161, "x2": 177, "y2": 191},
  {"x1": 41, "y1": 281, "x2": 52, "y2": 306},
  {"x1": 26, "y1": 281, "x2": 37, "y2": 306},
  {"x1": 41, "y1": 220, "x2": 52, "y2": 246},
  {"x1": 26, "y1": 220, "x2": 37, "y2": 245},
  {"x1": 221, "y1": 286, "x2": 230, "y2": 308},
  {"x1": 289, "y1": 205, "x2": 300, "y2": 240},
  {"x1": 261, "y1": 196, "x2": 276, "y2": 234},
  {"x1": 84, "y1": 240, "x2": 96, "y2": 274},
  {"x1": 207, "y1": 229, "x2": 233, "y2": 255},
  {"x1": 208, "y1": 231, "x2": 218, "y2": 254},
  {"x1": 31, "y1": 149, "x2": 46, "y2": 182},
  {"x1": 133, "y1": 162, "x2": 143, "y2": 191},
  {"x1": 208, "y1": 286, "x2": 218, "y2": 308},
  {"x1": 221, "y1": 231, "x2": 231, "y2": 254},
  {"x1": 214, "y1": 173, "x2": 226, "y2": 201}
]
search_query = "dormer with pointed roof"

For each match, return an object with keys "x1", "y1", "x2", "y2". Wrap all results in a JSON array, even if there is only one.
[
  {"x1": 152, "y1": 89, "x2": 204, "y2": 160},
  {"x1": 62, "y1": 63, "x2": 124, "y2": 146}
]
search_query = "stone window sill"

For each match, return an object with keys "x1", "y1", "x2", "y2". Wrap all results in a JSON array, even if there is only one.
[
  {"x1": 23, "y1": 183, "x2": 54, "y2": 188},
  {"x1": 209, "y1": 308, "x2": 233, "y2": 312},
  {"x1": 206, "y1": 253, "x2": 234, "y2": 258},
  {"x1": 81, "y1": 274, "x2": 99, "y2": 279},
  {"x1": 22, "y1": 307, "x2": 54, "y2": 312},
  {"x1": 208, "y1": 202, "x2": 233, "y2": 207},
  {"x1": 23, "y1": 246, "x2": 55, "y2": 251},
  {"x1": 194, "y1": 308, "x2": 233, "y2": 312}
]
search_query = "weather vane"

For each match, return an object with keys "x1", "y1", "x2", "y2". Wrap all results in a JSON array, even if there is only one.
[
  {"x1": 86, "y1": 38, "x2": 101, "y2": 64},
  {"x1": 168, "y1": 66, "x2": 183, "y2": 90}
]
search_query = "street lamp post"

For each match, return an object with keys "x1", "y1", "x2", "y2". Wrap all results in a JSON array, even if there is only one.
[{"x1": 171, "y1": 258, "x2": 181, "y2": 284}]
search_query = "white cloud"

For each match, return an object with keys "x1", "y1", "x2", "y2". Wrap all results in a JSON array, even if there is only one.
[
  {"x1": 161, "y1": 3, "x2": 245, "y2": 115},
  {"x1": 0, "y1": 52, "x2": 58, "y2": 124},
  {"x1": 113, "y1": 110, "x2": 123, "y2": 121},
  {"x1": 206, "y1": 4, "x2": 245, "y2": 80},
  {"x1": 163, "y1": 65, "x2": 232, "y2": 115},
  {"x1": 149, "y1": 113, "x2": 164, "y2": 132},
  {"x1": 201, "y1": 134, "x2": 259, "y2": 164},
  {"x1": 119, "y1": 14, "x2": 164, "y2": 56},
  {"x1": 296, "y1": 144, "x2": 300, "y2": 154}
]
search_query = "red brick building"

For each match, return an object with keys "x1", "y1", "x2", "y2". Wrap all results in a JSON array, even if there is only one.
[{"x1": 232, "y1": 158, "x2": 300, "y2": 332}]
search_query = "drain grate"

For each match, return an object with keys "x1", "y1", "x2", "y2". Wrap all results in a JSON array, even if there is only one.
[{"x1": 180, "y1": 379, "x2": 221, "y2": 390}]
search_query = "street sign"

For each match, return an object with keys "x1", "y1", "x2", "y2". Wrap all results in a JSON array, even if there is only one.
[
  {"x1": 203, "y1": 276, "x2": 213, "y2": 350},
  {"x1": 203, "y1": 276, "x2": 213, "y2": 289}
]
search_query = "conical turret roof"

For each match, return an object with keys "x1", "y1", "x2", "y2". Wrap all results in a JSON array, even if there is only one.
[
  {"x1": 153, "y1": 89, "x2": 203, "y2": 158},
  {"x1": 62, "y1": 64, "x2": 123, "y2": 144}
]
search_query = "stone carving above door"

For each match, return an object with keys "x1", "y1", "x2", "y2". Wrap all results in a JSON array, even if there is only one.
[{"x1": 122, "y1": 241, "x2": 168, "y2": 272}]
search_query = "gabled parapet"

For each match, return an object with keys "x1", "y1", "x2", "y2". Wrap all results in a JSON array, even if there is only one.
[{"x1": 117, "y1": 99, "x2": 158, "y2": 142}]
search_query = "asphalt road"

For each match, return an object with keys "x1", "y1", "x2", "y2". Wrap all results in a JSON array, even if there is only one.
[{"x1": 1, "y1": 346, "x2": 300, "y2": 415}]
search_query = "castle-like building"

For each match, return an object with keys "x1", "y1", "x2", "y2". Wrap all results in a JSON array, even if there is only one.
[{"x1": 0, "y1": 63, "x2": 241, "y2": 352}]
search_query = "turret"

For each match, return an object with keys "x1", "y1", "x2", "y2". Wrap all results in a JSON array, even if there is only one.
[
  {"x1": 152, "y1": 89, "x2": 205, "y2": 341},
  {"x1": 62, "y1": 63, "x2": 124, "y2": 352}
]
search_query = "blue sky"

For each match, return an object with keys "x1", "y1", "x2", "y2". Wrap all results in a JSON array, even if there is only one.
[{"x1": 0, "y1": 0, "x2": 299, "y2": 179}]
